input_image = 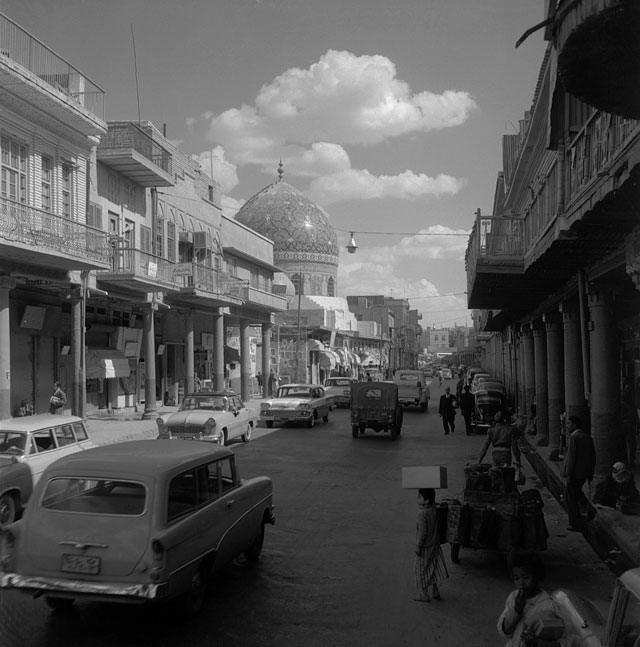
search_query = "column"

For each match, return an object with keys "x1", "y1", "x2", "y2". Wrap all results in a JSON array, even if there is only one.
[
  {"x1": 71, "y1": 290, "x2": 83, "y2": 418},
  {"x1": 261, "y1": 323, "x2": 272, "y2": 398},
  {"x1": 240, "y1": 320, "x2": 251, "y2": 401},
  {"x1": 142, "y1": 303, "x2": 157, "y2": 420},
  {"x1": 532, "y1": 320, "x2": 549, "y2": 446},
  {"x1": 561, "y1": 302, "x2": 588, "y2": 425},
  {"x1": 522, "y1": 325, "x2": 535, "y2": 425},
  {"x1": 588, "y1": 285, "x2": 619, "y2": 489},
  {"x1": 213, "y1": 308, "x2": 225, "y2": 391},
  {"x1": 184, "y1": 311, "x2": 194, "y2": 395},
  {"x1": 544, "y1": 311, "x2": 564, "y2": 459},
  {"x1": 0, "y1": 277, "x2": 15, "y2": 420}
]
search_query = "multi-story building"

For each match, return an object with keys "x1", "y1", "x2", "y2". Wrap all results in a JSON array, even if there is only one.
[
  {"x1": 0, "y1": 12, "x2": 110, "y2": 419},
  {"x1": 465, "y1": 2, "x2": 640, "y2": 489},
  {"x1": 0, "y1": 14, "x2": 287, "y2": 420}
]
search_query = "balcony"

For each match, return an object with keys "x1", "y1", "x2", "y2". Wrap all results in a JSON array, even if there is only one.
[
  {"x1": 466, "y1": 111, "x2": 640, "y2": 315},
  {"x1": 96, "y1": 122, "x2": 173, "y2": 187},
  {"x1": 0, "y1": 197, "x2": 110, "y2": 275},
  {"x1": 242, "y1": 285, "x2": 288, "y2": 312},
  {"x1": 0, "y1": 13, "x2": 106, "y2": 138},
  {"x1": 551, "y1": 0, "x2": 640, "y2": 119},
  {"x1": 97, "y1": 247, "x2": 180, "y2": 296},
  {"x1": 165, "y1": 264, "x2": 246, "y2": 309}
]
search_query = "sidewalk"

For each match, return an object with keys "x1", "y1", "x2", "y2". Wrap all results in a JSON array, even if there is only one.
[{"x1": 522, "y1": 434, "x2": 640, "y2": 575}]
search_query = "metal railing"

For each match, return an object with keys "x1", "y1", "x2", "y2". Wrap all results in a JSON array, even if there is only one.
[
  {"x1": 0, "y1": 12, "x2": 105, "y2": 120},
  {"x1": 107, "y1": 247, "x2": 176, "y2": 285},
  {"x1": 0, "y1": 197, "x2": 110, "y2": 263},
  {"x1": 98, "y1": 123, "x2": 172, "y2": 175},
  {"x1": 466, "y1": 216, "x2": 525, "y2": 270}
]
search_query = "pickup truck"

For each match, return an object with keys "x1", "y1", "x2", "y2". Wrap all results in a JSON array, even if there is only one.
[{"x1": 393, "y1": 370, "x2": 429, "y2": 411}]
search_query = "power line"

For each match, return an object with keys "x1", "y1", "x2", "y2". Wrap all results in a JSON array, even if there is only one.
[{"x1": 335, "y1": 227, "x2": 469, "y2": 237}]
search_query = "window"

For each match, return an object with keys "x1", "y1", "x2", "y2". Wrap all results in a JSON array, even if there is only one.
[
  {"x1": 140, "y1": 225, "x2": 152, "y2": 253},
  {"x1": 155, "y1": 218, "x2": 164, "y2": 257},
  {"x1": 87, "y1": 202, "x2": 103, "y2": 229},
  {"x1": 61, "y1": 164, "x2": 72, "y2": 218},
  {"x1": 41, "y1": 156, "x2": 52, "y2": 211},
  {"x1": 226, "y1": 256, "x2": 237, "y2": 277},
  {"x1": 42, "y1": 478, "x2": 146, "y2": 515},
  {"x1": 167, "y1": 220, "x2": 176, "y2": 262},
  {"x1": 327, "y1": 276, "x2": 335, "y2": 297},
  {"x1": 1, "y1": 137, "x2": 27, "y2": 202}
]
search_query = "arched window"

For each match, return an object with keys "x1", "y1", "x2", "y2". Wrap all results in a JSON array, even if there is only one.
[
  {"x1": 291, "y1": 273, "x2": 302, "y2": 295},
  {"x1": 327, "y1": 276, "x2": 335, "y2": 297}
]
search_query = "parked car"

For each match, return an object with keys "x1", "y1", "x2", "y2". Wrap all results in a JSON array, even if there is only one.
[
  {"x1": 470, "y1": 372, "x2": 491, "y2": 393},
  {"x1": 350, "y1": 381, "x2": 403, "y2": 440},
  {"x1": 472, "y1": 388, "x2": 506, "y2": 434},
  {"x1": 0, "y1": 440, "x2": 275, "y2": 616},
  {"x1": 441, "y1": 367, "x2": 453, "y2": 380},
  {"x1": 260, "y1": 384, "x2": 333, "y2": 428},
  {"x1": 393, "y1": 369, "x2": 429, "y2": 410},
  {"x1": 157, "y1": 391, "x2": 255, "y2": 445},
  {"x1": 323, "y1": 377, "x2": 358, "y2": 407},
  {"x1": 0, "y1": 414, "x2": 94, "y2": 527}
]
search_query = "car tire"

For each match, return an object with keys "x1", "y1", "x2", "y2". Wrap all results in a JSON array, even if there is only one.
[
  {"x1": 351, "y1": 425, "x2": 359, "y2": 438},
  {"x1": 307, "y1": 415, "x2": 315, "y2": 428},
  {"x1": 178, "y1": 562, "x2": 208, "y2": 617},
  {"x1": 217, "y1": 430, "x2": 228, "y2": 446},
  {"x1": 242, "y1": 424, "x2": 252, "y2": 443},
  {"x1": 266, "y1": 420, "x2": 274, "y2": 428},
  {"x1": 244, "y1": 524, "x2": 265, "y2": 561},
  {"x1": 45, "y1": 596, "x2": 74, "y2": 612},
  {"x1": 322, "y1": 412, "x2": 329, "y2": 423},
  {"x1": 0, "y1": 493, "x2": 17, "y2": 529}
]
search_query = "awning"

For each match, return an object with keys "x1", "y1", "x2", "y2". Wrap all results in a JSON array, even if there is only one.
[
  {"x1": 361, "y1": 353, "x2": 380, "y2": 367},
  {"x1": 86, "y1": 349, "x2": 131, "y2": 379},
  {"x1": 224, "y1": 345, "x2": 240, "y2": 363},
  {"x1": 334, "y1": 348, "x2": 349, "y2": 364},
  {"x1": 349, "y1": 352, "x2": 361, "y2": 365},
  {"x1": 307, "y1": 339, "x2": 325, "y2": 351}
]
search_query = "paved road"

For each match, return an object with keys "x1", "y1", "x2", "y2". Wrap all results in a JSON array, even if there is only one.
[{"x1": 0, "y1": 383, "x2": 617, "y2": 647}]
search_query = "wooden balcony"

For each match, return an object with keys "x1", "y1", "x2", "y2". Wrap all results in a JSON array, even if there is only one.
[
  {"x1": 0, "y1": 12, "x2": 106, "y2": 138},
  {"x1": 552, "y1": 0, "x2": 640, "y2": 118},
  {"x1": 0, "y1": 197, "x2": 111, "y2": 278},
  {"x1": 467, "y1": 108, "x2": 640, "y2": 315},
  {"x1": 96, "y1": 122, "x2": 173, "y2": 187},
  {"x1": 242, "y1": 285, "x2": 288, "y2": 313}
]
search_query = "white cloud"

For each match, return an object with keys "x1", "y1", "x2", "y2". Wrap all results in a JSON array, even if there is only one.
[
  {"x1": 397, "y1": 226, "x2": 470, "y2": 260},
  {"x1": 204, "y1": 49, "x2": 476, "y2": 166},
  {"x1": 308, "y1": 169, "x2": 465, "y2": 205},
  {"x1": 221, "y1": 194, "x2": 245, "y2": 218},
  {"x1": 192, "y1": 146, "x2": 239, "y2": 194}
]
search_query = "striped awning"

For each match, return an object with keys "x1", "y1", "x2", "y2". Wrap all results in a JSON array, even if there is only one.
[{"x1": 319, "y1": 350, "x2": 337, "y2": 368}]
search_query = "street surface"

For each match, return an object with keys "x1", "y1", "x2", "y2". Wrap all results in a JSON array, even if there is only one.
[{"x1": 0, "y1": 381, "x2": 616, "y2": 647}]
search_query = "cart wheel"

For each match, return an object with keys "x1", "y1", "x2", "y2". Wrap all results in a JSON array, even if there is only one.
[
  {"x1": 450, "y1": 543, "x2": 461, "y2": 564},
  {"x1": 351, "y1": 425, "x2": 359, "y2": 439},
  {"x1": 359, "y1": 424, "x2": 366, "y2": 434}
]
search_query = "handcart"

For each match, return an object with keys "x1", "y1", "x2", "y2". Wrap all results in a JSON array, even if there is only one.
[{"x1": 440, "y1": 463, "x2": 548, "y2": 563}]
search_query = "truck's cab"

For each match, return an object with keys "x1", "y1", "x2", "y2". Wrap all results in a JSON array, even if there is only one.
[{"x1": 393, "y1": 370, "x2": 429, "y2": 411}]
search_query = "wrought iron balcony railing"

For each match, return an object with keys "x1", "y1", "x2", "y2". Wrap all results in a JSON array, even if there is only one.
[
  {"x1": 0, "y1": 197, "x2": 110, "y2": 264},
  {"x1": 106, "y1": 247, "x2": 176, "y2": 285},
  {"x1": 98, "y1": 122, "x2": 172, "y2": 175},
  {"x1": 0, "y1": 12, "x2": 105, "y2": 120},
  {"x1": 465, "y1": 216, "x2": 525, "y2": 272}
]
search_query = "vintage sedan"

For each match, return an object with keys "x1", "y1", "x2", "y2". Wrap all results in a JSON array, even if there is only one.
[
  {"x1": 323, "y1": 377, "x2": 358, "y2": 407},
  {"x1": 260, "y1": 384, "x2": 333, "y2": 428},
  {"x1": 157, "y1": 391, "x2": 256, "y2": 445},
  {"x1": 0, "y1": 440, "x2": 275, "y2": 616},
  {"x1": 0, "y1": 414, "x2": 94, "y2": 527}
]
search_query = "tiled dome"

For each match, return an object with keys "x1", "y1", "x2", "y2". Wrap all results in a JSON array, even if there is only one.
[{"x1": 234, "y1": 180, "x2": 339, "y2": 264}]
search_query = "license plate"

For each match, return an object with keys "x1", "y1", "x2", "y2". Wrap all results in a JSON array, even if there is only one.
[{"x1": 61, "y1": 554, "x2": 101, "y2": 575}]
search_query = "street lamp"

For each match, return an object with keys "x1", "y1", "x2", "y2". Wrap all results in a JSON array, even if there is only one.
[{"x1": 346, "y1": 232, "x2": 357, "y2": 254}]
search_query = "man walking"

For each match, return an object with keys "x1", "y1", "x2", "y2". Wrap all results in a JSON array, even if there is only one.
[
  {"x1": 562, "y1": 415, "x2": 596, "y2": 532},
  {"x1": 438, "y1": 387, "x2": 457, "y2": 435},
  {"x1": 459, "y1": 385, "x2": 475, "y2": 436}
]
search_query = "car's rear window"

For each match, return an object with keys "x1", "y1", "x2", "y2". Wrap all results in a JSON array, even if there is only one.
[
  {"x1": 328, "y1": 379, "x2": 351, "y2": 386},
  {"x1": 279, "y1": 388, "x2": 311, "y2": 398},
  {"x1": 41, "y1": 478, "x2": 147, "y2": 516},
  {"x1": 397, "y1": 373, "x2": 420, "y2": 381}
]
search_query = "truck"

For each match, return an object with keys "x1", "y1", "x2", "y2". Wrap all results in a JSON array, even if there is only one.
[{"x1": 393, "y1": 369, "x2": 429, "y2": 411}]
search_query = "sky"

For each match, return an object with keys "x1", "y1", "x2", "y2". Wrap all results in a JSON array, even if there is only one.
[{"x1": 3, "y1": 0, "x2": 546, "y2": 329}]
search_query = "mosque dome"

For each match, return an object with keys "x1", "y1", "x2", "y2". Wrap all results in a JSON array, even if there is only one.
[
  {"x1": 234, "y1": 172, "x2": 339, "y2": 297},
  {"x1": 235, "y1": 180, "x2": 339, "y2": 264}
]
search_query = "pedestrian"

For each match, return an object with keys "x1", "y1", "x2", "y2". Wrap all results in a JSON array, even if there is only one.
[
  {"x1": 455, "y1": 375, "x2": 464, "y2": 402},
  {"x1": 268, "y1": 370, "x2": 279, "y2": 397},
  {"x1": 478, "y1": 411, "x2": 522, "y2": 468},
  {"x1": 414, "y1": 488, "x2": 448, "y2": 602},
  {"x1": 459, "y1": 384, "x2": 476, "y2": 436},
  {"x1": 193, "y1": 373, "x2": 202, "y2": 392},
  {"x1": 562, "y1": 415, "x2": 595, "y2": 532},
  {"x1": 256, "y1": 371, "x2": 263, "y2": 388},
  {"x1": 498, "y1": 550, "x2": 558, "y2": 647},
  {"x1": 16, "y1": 399, "x2": 34, "y2": 417},
  {"x1": 593, "y1": 461, "x2": 640, "y2": 509},
  {"x1": 367, "y1": 372, "x2": 372, "y2": 381},
  {"x1": 49, "y1": 381, "x2": 67, "y2": 414},
  {"x1": 438, "y1": 386, "x2": 457, "y2": 434}
]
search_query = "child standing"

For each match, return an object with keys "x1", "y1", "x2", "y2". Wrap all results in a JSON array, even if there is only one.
[
  {"x1": 414, "y1": 488, "x2": 448, "y2": 602},
  {"x1": 498, "y1": 550, "x2": 557, "y2": 646}
]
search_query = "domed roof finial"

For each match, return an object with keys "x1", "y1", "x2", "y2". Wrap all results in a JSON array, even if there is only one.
[{"x1": 277, "y1": 160, "x2": 284, "y2": 182}]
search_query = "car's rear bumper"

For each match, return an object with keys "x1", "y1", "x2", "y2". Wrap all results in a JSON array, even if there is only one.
[{"x1": 0, "y1": 572, "x2": 167, "y2": 601}]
